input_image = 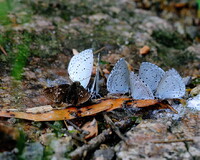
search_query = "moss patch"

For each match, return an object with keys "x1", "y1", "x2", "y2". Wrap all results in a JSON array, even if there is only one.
[{"x1": 152, "y1": 30, "x2": 190, "y2": 50}]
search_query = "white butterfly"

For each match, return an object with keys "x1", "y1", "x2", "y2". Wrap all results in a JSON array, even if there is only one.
[
  {"x1": 107, "y1": 58, "x2": 130, "y2": 94},
  {"x1": 130, "y1": 63, "x2": 185, "y2": 99},
  {"x1": 139, "y1": 62, "x2": 165, "y2": 93},
  {"x1": 68, "y1": 49, "x2": 93, "y2": 88},
  {"x1": 155, "y1": 68, "x2": 185, "y2": 99},
  {"x1": 130, "y1": 72, "x2": 154, "y2": 99}
]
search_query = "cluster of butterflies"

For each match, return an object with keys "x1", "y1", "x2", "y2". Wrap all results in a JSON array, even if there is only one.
[
  {"x1": 107, "y1": 58, "x2": 186, "y2": 100},
  {"x1": 44, "y1": 48, "x2": 186, "y2": 106}
]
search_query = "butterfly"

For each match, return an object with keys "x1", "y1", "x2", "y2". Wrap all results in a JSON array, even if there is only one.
[
  {"x1": 155, "y1": 68, "x2": 185, "y2": 99},
  {"x1": 43, "y1": 49, "x2": 94, "y2": 105},
  {"x1": 139, "y1": 62, "x2": 165, "y2": 93},
  {"x1": 43, "y1": 82, "x2": 91, "y2": 106},
  {"x1": 107, "y1": 58, "x2": 130, "y2": 94},
  {"x1": 68, "y1": 49, "x2": 94, "y2": 88},
  {"x1": 130, "y1": 62, "x2": 185, "y2": 100},
  {"x1": 130, "y1": 71, "x2": 154, "y2": 99}
]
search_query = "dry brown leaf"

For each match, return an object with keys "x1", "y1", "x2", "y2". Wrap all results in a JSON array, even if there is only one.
[
  {"x1": 81, "y1": 118, "x2": 98, "y2": 139},
  {"x1": 0, "y1": 98, "x2": 177, "y2": 121},
  {"x1": 25, "y1": 105, "x2": 53, "y2": 113},
  {"x1": 72, "y1": 49, "x2": 79, "y2": 55},
  {"x1": 0, "y1": 123, "x2": 19, "y2": 140},
  {"x1": 139, "y1": 45, "x2": 150, "y2": 55},
  {"x1": 126, "y1": 99, "x2": 160, "y2": 108},
  {"x1": 103, "y1": 68, "x2": 110, "y2": 74}
]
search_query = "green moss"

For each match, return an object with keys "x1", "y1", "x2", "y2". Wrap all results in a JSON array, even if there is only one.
[
  {"x1": 46, "y1": 121, "x2": 65, "y2": 137},
  {"x1": 26, "y1": 0, "x2": 97, "y2": 21},
  {"x1": 43, "y1": 145, "x2": 54, "y2": 160},
  {"x1": 11, "y1": 33, "x2": 31, "y2": 80},
  {"x1": 16, "y1": 129, "x2": 27, "y2": 159},
  {"x1": 0, "y1": 0, "x2": 13, "y2": 25},
  {"x1": 192, "y1": 77, "x2": 200, "y2": 85},
  {"x1": 152, "y1": 30, "x2": 189, "y2": 50},
  {"x1": 152, "y1": 44, "x2": 196, "y2": 70}
]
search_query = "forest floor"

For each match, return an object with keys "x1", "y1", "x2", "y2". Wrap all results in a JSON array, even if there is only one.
[{"x1": 0, "y1": 0, "x2": 200, "y2": 159}]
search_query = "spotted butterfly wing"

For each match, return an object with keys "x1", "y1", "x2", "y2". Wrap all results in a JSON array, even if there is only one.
[
  {"x1": 43, "y1": 84, "x2": 70, "y2": 104},
  {"x1": 155, "y1": 69, "x2": 185, "y2": 99},
  {"x1": 139, "y1": 62, "x2": 165, "y2": 93},
  {"x1": 65, "y1": 81, "x2": 91, "y2": 106},
  {"x1": 130, "y1": 72, "x2": 154, "y2": 99},
  {"x1": 68, "y1": 49, "x2": 93, "y2": 88},
  {"x1": 107, "y1": 58, "x2": 130, "y2": 94}
]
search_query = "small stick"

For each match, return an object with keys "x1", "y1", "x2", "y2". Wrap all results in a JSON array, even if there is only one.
[
  {"x1": 65, "y1": 120, "x2": 84, "y2": 133},
  {"x1": 153, "y1": 139, "x2": 193, "y2": 144},
  {"x1": 0, "y1": 45, "x2": 8, "y2": 56},
  {"x1": 93, "y1": 47, "x2": 106, "y2": 54},
  {"x1": 103, "y1": 113, "x2": 127, "y2": 142},
  {"x1": 70, "y1": 128, "x2": 112, "y2": 159},
  {"x1": 70, "y1": 118, "x2": 135, "y2": 159},
  {"x1": 63, "y1": 120, "x2": 87, "y2": 143}
]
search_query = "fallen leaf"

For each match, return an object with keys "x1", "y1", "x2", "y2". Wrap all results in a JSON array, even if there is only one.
[
  {"x1": 72, "y1": 49, "x2": 79, "y2": 55},
  {"x1": 0, "y1": 98, "x2": 177, "y2": 121},
  {"x1": 174, "y1": 3, "x2": 187, "y2": 8},
  {"x1": 82, "y1": 118, "x2": 98, "y2": 139},
  {"x1": 25, "y1": 105, "x2": 53, "y2": 113},
  {"x1": 139, "y1": 45, "x2": 150, "y2": 55},
  {"x1": 0, "y1": 99, "x2": 112, "y2": 121},
  {"x1": 103, "y1": 68, "x2": 110, "y2": 74},
  {"x1": 126, "y1": 99, "x2": 159, "y2": 108},
  {"x1": 0, "y1": 123, "x2": 19, "y2": 140}
]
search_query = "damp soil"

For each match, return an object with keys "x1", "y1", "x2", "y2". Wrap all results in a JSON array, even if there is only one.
[{"x1": 0, "y1": 0, "x2": 200, "y2": 159}]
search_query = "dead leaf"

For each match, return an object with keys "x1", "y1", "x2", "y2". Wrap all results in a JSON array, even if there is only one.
[
  {"x1": 25, "y1": 105, "x2": 53, "y2": 113},
  {"x1": 82, "y1": 118, "x2": 98, "y2": 139},
  {"x1": 103, "y1": 68, "x2": 110, "y2": 74},
  {"x1": 0, "y1": 123, "x2": 19, "y2": 140},
  {"x1": 174, "y1": 3, "x2": 187, "y2": 8},
  {"x1": 72, "y1": 49, "x2": 79, "y2": 55},
  {"x1": 0, "y1": 98, "x2": 177, "y2": 121},
  {"x1": 139, "y1": 45, "x2": 150, "y2": 55},
  {"x1": 0, "y1": 99, "x2": 112, "y2": 121},
  {"x1": 126, "y1": 99, "x2": 160, "y2": 108}
]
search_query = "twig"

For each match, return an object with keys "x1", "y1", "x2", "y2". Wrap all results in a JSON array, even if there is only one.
[
  {"x1": 0, "y1": 45, "x2": 8, "y2": 56},
  {"x1": 65, "y1": 120, "x2": 84, "y2": 133},
  {"x1": 153, "y1": 139, "x2": 193, "y2": 144},
  {"x1": 63, "y1": 120, "x2": 87, "y2": 143},
  {"x1": 93, "y1": 47, "x2": 105, "y2": 54},
  {"x1": 69, "y1": 118, "x2": 135, "y2": 159},
  {"x1": 70, "y1": 128, "x2": 112, "y2": 159},
  {"x1": 103, "y1": 113, "x2": 127, "y2": 142}
]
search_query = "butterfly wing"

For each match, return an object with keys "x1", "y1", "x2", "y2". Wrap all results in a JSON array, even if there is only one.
[
  {"x1": 107, "y1": 58, "x2": 130, "y2": 94},
  {"x1": 68, "y1": 49, "x2": 93, "y2": 88},
  {"x1": 155, "y1": 69, "x2": 185, "y2": 99},
  {"x1": 66, "y1": 82, "x2": 91, "y2": 106},
  {"x1": 130, "y1": 72, "x2": 154, "y2": 99},
  {"x1": 43, "y1": 84, "x2": 70, "y2": 103},
  {"x1": 139, "y1": 62, "x2": 165, "y2": 93}
]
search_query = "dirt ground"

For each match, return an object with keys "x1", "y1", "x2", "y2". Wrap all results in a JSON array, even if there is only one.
[{"x1": 0, "y1": 0, "x2": 200, "y2": 159}]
